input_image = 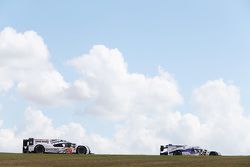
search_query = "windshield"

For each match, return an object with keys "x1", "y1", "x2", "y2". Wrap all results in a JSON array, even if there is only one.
[{"x1": 64, "y1": 143, "x2": 72, "y2": 147}]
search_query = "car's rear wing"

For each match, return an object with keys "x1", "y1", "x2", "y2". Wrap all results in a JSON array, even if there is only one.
[{"x1": 22, "y1": 138, "x2": 34, "y2": 153}]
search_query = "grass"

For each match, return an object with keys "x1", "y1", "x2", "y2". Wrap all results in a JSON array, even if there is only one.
[{"x1": 0, "y1": 153, "x2": 249, "y2": 167}]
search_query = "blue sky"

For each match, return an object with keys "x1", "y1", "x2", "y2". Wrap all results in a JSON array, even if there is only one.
[
  {"x1": 1, "y1": 0, "x2": 250, "y2": 97},
  {"x1": 0, "y1": 0, "x2": 250, "y2": 154}
]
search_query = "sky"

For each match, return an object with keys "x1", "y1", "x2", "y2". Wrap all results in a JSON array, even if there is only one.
[{"x1": 0, "y1": 0, "x2": 250, "y2": 155}]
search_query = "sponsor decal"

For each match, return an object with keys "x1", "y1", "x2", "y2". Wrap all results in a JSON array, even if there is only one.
[
  {"x1": 45, "y1": 148, "x2": 60, "y2": 153},
  {"x1": 65, "y1": 147, "x2": 73, "y2": 154}
]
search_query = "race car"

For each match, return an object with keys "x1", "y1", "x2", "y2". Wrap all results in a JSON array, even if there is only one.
[
  {"x1": 23, "y1": 138, "x2": 91, "y2": 154},
  {"x1": 160, "y1": 144, "x2": 220, "y2": 156}
]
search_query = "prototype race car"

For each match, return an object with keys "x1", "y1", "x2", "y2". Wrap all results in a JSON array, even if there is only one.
[
  {"x1": 160, "y1": 144, "x2": 220, "y2": 156},
  {"x1": 23, "y1": 138, "x2": 91, "y2": 154}
]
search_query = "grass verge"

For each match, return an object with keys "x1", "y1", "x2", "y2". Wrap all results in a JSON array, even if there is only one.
[{"x1": 0, "y1": 153, "x2": 249, "y2": 167}]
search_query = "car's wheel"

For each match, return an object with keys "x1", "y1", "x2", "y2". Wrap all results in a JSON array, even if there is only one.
[
  {"x1": 34, "y1": 145, "x2": 45, "y2": 153},
  {"x1": 77, "y1": 146, "x2": 87, "y2": 154},
  {"x1": 209, "y1": 151, "x2": 219, "y2": 156},
  {"x1": 173, "y1": 150, "x2": 182, "y2": 155}
]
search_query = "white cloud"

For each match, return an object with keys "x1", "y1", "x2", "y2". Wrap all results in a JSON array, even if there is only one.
[
  {"x1": 0, "y1": 27, "x2": 49, "y2": 68},
  {"x1": 21, "y1": 107, "x2": 60, "y2": 138},
  {"x1": 0, "y1": 27, "x2": 66, "y2": 104},
  {"x1": 1, "y1": 27, "x2": 250, "y2": 155},
  {"x1": 0, "y1": 67, "x2": 13, "y2": 92},
  {"x1": 0, "y1": 107, "x2": 113, "y2": 153},
  {"x1": 65, "y1": 80, "x2": 94, "y2": 100},
  {"x1": 191, "y1": 79, "x2": 250, "y2": 154},
  {"x1": 69, "y1": 45, "x2": 183, "y2": 120},
  {"x1": 0, "y1": 121, "x2": 20, "y2": 152},
  {"x1": 68, "y1": 46, "x2": 250, "y2": 155},
  {"x1": 1, "y1": 80, "x2": 250, "y2": 155},
  {"x1": 0, "y1": 27, "x2": 91, "y2": 105},
  {"x1": 0, "y1": 128, "x2": 20, "y2": 152}
]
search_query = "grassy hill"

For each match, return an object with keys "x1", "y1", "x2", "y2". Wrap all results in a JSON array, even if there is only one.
[{"x1": 0, "y1": 153, "x2": 249, "y2": 167}]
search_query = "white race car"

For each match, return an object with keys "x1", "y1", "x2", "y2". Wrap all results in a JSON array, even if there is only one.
[
  {"x1": 23, "y1": 138, "x2": 91, "y2": 154},
  {"x1": 160, "y1": 144, "x2": 220, "y2": 156}
]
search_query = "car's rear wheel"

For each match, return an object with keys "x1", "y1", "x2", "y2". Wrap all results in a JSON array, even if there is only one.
[
  {"x1": 34, "y1": 145, "x2": 45, "y2": 153},
  {"x1": 77, "y1": 146, "x2": 87, "y2": 154},
  {"x1": 173, "y1": 150, "x2": 182, "y2": 155},
  {"x1": 209, "y1": 151, "x2": 219, "y2": 156}
]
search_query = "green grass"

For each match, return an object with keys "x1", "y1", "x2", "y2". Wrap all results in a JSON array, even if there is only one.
[{"x1": 0, "y1": 153, "x2": 249, "y2": 167}]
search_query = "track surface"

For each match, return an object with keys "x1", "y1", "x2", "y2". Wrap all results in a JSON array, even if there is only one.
[{"x1": 0, "y1": 153, "x2": 250, "y2": 167}]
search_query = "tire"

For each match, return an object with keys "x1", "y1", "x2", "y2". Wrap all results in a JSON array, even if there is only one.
[
  {"x1": 34, "y1": 145, "x2": 45, "y2": 153},
  {"x1": 173, "y1": 150, "x2": 182, "y2": 155},
  {"x1": 77, "y1": 146, "x2": 87, "y2": 154},
  {"x1": 209, "y1": 151, "x2": 219, "y2": 156}
]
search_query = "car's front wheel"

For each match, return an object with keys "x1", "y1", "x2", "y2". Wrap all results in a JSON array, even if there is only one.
[
  {"x1": 173, "y1": 150, "x2": 182, "y2": 155},
  {"x1": 76, "y1": 146, "x2": 87, "y2": 154},
  {"x1": 34, "y1": 145, "x2": 45, "y2": 153},
  {"x1": 209, "y1": 151, "x2": 219, "y2": 156}
]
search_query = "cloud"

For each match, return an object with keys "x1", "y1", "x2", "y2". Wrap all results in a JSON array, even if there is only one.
[
  {"x1": 0, "y1": 80, "x2": 249, "y2": 155},
  {"x1": 0, "y1": 27, "x2": 91, "y2": 105},
  {"x1": 0, "y1": 107, "x2": 195, "y2": 154},
  {"x1": 1, "y1": 27, "x2": 250, "y2": 155},
  {"x1": 69, "y1": 45, "x2": 183, "y2": 120},
  {"x1": 68, "y1": 46, "x2": 250, "y2": 155},
  {"x1": 3, "y1": 84, "x2": 249, "y2": 154},
  {"x1": 21, "y1": 107, "x2": 60, "y2": 138},
  {"x1": 0, "y1": 107, "x2": 114, "y2": 153},
  {"x1": 0, "y1": 27, "x2": 66, "y2": 104},
  {"x1": 191, "y1": 79, "x2": 250, "y2": 154},
  {"x1": 0, "y1": 121, "x2": 20, "y2": 152}
]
